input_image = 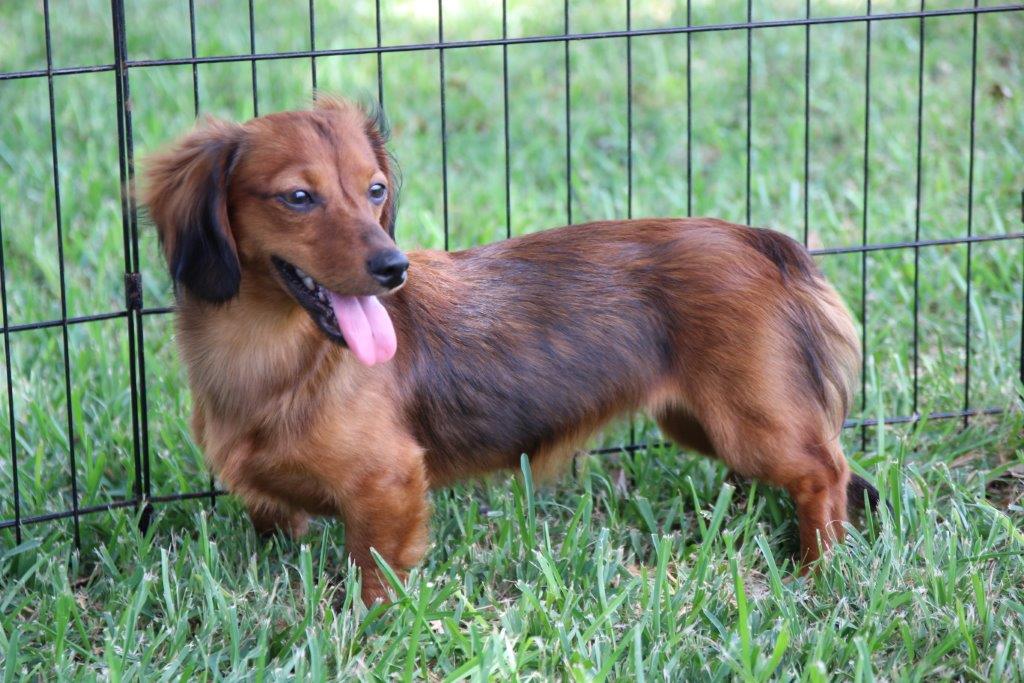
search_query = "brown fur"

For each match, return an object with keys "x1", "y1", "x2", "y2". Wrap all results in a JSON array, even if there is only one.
[{"x1": 143, "y1": 97, "x2": 864, "y2": 605}]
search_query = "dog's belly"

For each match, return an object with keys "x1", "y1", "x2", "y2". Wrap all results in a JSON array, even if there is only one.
[{"x1": 408, "y1": 342, "x2": 663, "y2": 477}]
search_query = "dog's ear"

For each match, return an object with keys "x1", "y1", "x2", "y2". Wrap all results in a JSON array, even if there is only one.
[
  {"x1": 362, "y1": 105, "x2": 400, "y2": 240},
  {"x1": 143, "y1": 118, "x2": 244, "y2": 303}
]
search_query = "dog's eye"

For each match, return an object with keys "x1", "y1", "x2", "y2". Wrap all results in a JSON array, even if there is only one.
[
  {"x1": 280, "y1": 190, "x2": 316, "y2": 209},
  {"x1": 368, "y1": 183, "x2": 387, "y2": 206}
]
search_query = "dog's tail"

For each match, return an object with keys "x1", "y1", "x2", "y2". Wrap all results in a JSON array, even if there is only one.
[
  {"x1": 847, "y1": 474, "x2": 881, "y2": 512},
  {"x1": 738, "y1": 228, "x2": 880, "y2": 512},
  {"x1": 790, "y1": 277, "x2": 860, "y2": 438},
  {"x1": 794, "y1": 277, "x2": 883, "y2": 514},
  {"x1": 738, "y1": 227, "x2": 860, "y2": 436}
]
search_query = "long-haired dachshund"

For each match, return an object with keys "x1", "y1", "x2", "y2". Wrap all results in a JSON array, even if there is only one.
[{"x1": 143, "y1": 96, "x2": 876, "y2": 605}]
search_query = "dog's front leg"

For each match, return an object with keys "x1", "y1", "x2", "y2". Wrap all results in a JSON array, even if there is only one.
[{"x1": 334, "y1": 451, "x2": 431, "y2": 605}]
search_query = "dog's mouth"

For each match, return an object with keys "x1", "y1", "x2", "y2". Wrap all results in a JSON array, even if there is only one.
[{"x1": 272, "y1": 257, "x2": 398, "y2": 366}]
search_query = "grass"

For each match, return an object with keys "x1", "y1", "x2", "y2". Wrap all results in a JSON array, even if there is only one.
[{"x1": 0, "y1": 0, "x2": 1022, "y2": 678}]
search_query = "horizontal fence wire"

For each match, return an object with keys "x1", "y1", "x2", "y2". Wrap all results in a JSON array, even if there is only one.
[
  {"x1": 0, "y1": 1, "x2": 1021, "y2": 543},
  {"x1": 2, "y1": 4, "x2": 1023, "y2": 81}
]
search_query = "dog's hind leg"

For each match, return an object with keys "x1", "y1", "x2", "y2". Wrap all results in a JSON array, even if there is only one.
[
  {"x1": 781, "y1": 440, "x2": 850, "y2": 567},
  {"x1": 655, "y1": 406, "x2": 717, "y2": 457},
  {"x1": 664, "y1": 395, "x2": 850, "y2": 568},
  {"x1": 733, "y1": 429, "x2": 850, "y2": 568}
]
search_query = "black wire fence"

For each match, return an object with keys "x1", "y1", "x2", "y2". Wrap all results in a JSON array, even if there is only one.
[{"x1": 0, "y1": 0, "x2": 1021, "y2": 547}]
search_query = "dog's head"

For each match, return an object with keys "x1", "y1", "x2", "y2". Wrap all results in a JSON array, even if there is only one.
[{"x1": 143, "y1": 97, "x2": 405, "y2": 366}]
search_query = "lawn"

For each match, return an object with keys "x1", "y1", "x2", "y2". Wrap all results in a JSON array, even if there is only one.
[{"x1": 0, "y1": 0, "x2": 1022, "y2": 679}]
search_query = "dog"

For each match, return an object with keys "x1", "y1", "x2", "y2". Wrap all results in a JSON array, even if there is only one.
[{"x1": 143, "y1": 96, "x2": 876, "y2": 605}]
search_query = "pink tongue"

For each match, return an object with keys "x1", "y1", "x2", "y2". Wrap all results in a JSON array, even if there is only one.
[{"x1": 326, "y1": 292, "x2": 397, "y2": 366}]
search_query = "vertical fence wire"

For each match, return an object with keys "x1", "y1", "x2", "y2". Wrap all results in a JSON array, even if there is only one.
[
  {"x1": 375, "y1": 0, "x2": 387, "y2": 237},
  {"x1": 685, "y1": 0, "x2": 692, "y2": 217},
  {"x1": 308, "y1": 0, "x2": 317, "y2": 91},
  {"x1": 803, "y1": 0, "x2": 811, "y2": 247},
  {"x1": 0, "y1": 209, "x2": 20, "y2": 543},
  {"x1": 963, "y1": 0, "x2": 980, "y2": 427},
  {"x1": 110, "y1": 0, "x2": 146, "y2": 528},
  {"x1": 912, "y1": 1, "x2": 925, "y2": 418},
  {"x1": 112, "y1": 0, "x2": 152, "y2": 512},
  {"x1": 502, "y1": 0, "x2": 511, "y2": 241},
  {"x1": 860, "y1": 0, "x2": 873, "y2": 449},
  {"x1": 188, "y1": 0, "x2": 199, "y2": 116},
  {"x1": 626, "y1": 0, "x2": 636, "y2": 449},
  {"x1": 248, "y1": 0, "x2": 259, "y2": 117},
  {"x1": 375, "y1": 0, "x2": 384, "y2": 111},
  {"x1": 564, "y1": 0, "x2": 572, "y2": 225},
  {"x1": 42, "y1": 0, "x2": 82, "y2": 548},
  {"x1": 745, "y1": 0, "x2": 752, "y2": 226},
  {"x1": 626, "y1": 1, "x2": 633, "y2": 223},
  {"x1": 438, "y1": 0, "x2": 449, "y2": 251}
]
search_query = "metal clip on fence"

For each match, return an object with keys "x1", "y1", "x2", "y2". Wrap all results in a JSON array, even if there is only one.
[{"x1": 124, "y1": 273, "x2": 143, "y2": 312}]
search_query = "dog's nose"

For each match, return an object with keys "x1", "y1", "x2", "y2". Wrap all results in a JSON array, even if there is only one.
[{"x1": 367, "y1": 249, "x2": 409, "y2": 289}]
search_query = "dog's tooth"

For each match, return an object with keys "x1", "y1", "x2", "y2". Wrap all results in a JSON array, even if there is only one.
[
  {"x1": 302, "y1": 276, "x2": 315, "y2": 291},
  {"x1": 294, "y1": 267, "x2": 308, "y2": 278}
]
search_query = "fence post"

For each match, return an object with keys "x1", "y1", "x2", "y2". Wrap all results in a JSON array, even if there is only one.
[{"x1": 110, "y1": 0, "x2": 153, "y2": 533}]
